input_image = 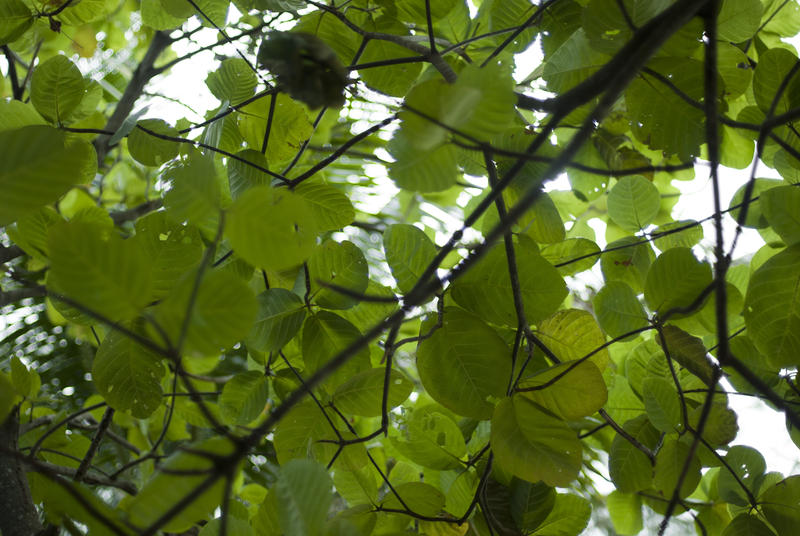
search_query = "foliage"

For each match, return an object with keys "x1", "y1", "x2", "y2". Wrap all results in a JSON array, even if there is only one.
[{"x1": 3, "y1": 0, "x2": 800, "y2": 535}]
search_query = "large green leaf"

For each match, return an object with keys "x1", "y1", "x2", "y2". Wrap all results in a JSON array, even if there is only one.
[
  {"x1": 383, "y1": 224, "x2": 437, "y2": 294},
  {"x1": 417, "y1": 307, "x2": 511, "y2": 419},
  {"x1": 275, "y1": 459, "x2": 334, "y2": 536},
  {"x1": 722, "y1": 515, "x2": 777, "y2": 536},
  {"x1": 607, "y1": 176, "x2": 661, "y2": 232},
  {"x1": 542, "y1": 29, "x2": 608, "y2": 94},
  {"x1": 152, "y1": 269, "x2": 257, "y2": 357},
  {"x1": 381, "y1": 482, "x2": 446, "y2": 517},
  {"x1": 608, "y1": 415, "x2": 658, "y2": 492},
  {"x1": 134, "y1": 212, "x2": 204, "y2": 300},
  {"x1": 491, "y1": 395, "x2": 582, "y2": 487},
  {"x1": 644, "y1": 247, "x2": 712, "y2": 315},
  {"x1": 593, "y1": 281, "x2": 650, "y2": 340},
  {"x1": 307, "y1": 239, "x2": 369, "y2": 310},
  {"x1": 0, "y1": 0, "x2": 32, "y2": 45},
  {"x1": 753, "y1": 48, "x2": 800, "y2": 115},
  {"x1": 220, "y1": 371, "x2": 269, "y2": 425},
  {"x1": 245, "y1": 289, "x2": 306, "y2": 353},
  {"x1": 450, "y1": 244, "x2": 567, "y2": 327},
  {"x1": 607, "y1": 491, "x2": 643, "y2": 536},
  {"x1": 163, "y1": 155, "x2": 222, "y2": 232},
  {"x1": 30, "y1": 55, "x2": 87, "y2": 124},
  {"x1": 600, "y1": 236, "x2": 654, "y2": 293},
  {"x1": 332, "y1": 367, "x2": 413, "y2": 417},
  {"x1": 238, "y1": 94, "x2": 312, "y2": 163},
  {"x1": 530, "y1": 493, "x2": 591, "y2": 536},
  {"x1": 760, "y1": 476, "x2": 800, "y2": 536},
  {"x1": 93, "y1": 330, "x2": 165, "y2": 419},
  {"x1": 762, "y1": 185, "x2": 800, "y2": 246},
  {"x1": 535, "y1": 309, "x2": 610, "y2": 370},
  {"x1": 295, "y1": 182, "x2": 355, "y2": 232},
  {"x1": 226, "y1": 185, "x2": 317, "y2": 272},
  {"x1": 127, "y1": 119, "x2": 181, "y2": 167},
  {"x1": 127, "y1": 437, "x2": 235, "y2": 532},
  {"x1": 48, "y1": 222, "x2": 154, "y2": 322},
  {"x1": 540, "y1": 237, "x2": 600, "y2": 276},
  {"x1": 517, "y1": 359, "x2": 607, "y2": 420},
  {"x1": 718, "y1": 445, "x2": 766, "y2": 506},
  {"x1": 743, "y1": 244, "x2": 800, "y2": 367},
  {"x1": 388, "y1": 133, "x2": 459, "y2": 192},
  {"x1": 0, "y1": 126, "x2": 95, "y2": 225},
  {"x1": 653, "y1": 438, "x2": 701, "y2": 499},
  {"x1": 510, "y1": 479, "x2": 556, "y2": 533},
  {"x1": 301, "y1": 311, "x2": 371, "y2": 391},
  {"x1": 391, "y1": 407, "x2": 467, "y2": 470},
  {"x1": 642, "y1": 377, "x2": 682, "y2": 434},
  {"x1": 717, "y1": 0, "x2": 763, "y2": 42},
  {"x1": 227, "y1": 149, "x2": 270, "y2": 200},
  {"x1": 205, "y1": 58, "x2": 257, "y2": 104}
]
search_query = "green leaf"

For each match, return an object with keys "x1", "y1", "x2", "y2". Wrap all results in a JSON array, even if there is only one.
[
  {"x1": 658, "y1": 325, "x2": 715, "y2": 385},
  {"x1": 540, "y1": 237, "x2": 600, "y2": 276},
  {"x1": 301, "y1": 311, "x2": 371, "y2": 391},
  {"x1": 390, "y1": 406, "x2": 467, "y2": 470},
  {"x1": 383, "y1": 224, "x2": 437, "y2": 294},
  {"x1": 141, "y1": 0, "x2": 186, "y2": 29},
  {"x1": 220, "y1": 371, "x2": 269, "y2": 425},
  {"x1": 689, "y1": 402, "x2": 738, "y2": 447},
  {"x1": 93, "y1": 330, "x2": 165, "y2": 419},
  {"x1": 718, "y1": 445, "x2": 765, "y2": 506},
  {"x1": 127, "y1": 437, "x2": 235, "y2": 533},
  {"x1": 653, "y1": 438, "x2": 701, "y2": 499},
  {"x1": 642, "y1": 377, "x2": 682, "y2": 434},
  {"x1": 450, "y1": 244, "x2": 567, "y2": 327},
  {"x1": 239, "y1": 94, "x2": 313, "y2": 163},
  {"x1": 523, "y1": 192, "x2": 566, "y2": 244},
  {"x1": 417, "y1": 307, "x2": 511, "y2": 419},
  {"x1": 381, "y1": 482, "x2": 445, "y2": 517},
  {"x1": 358, "y1": 37, "x2": 422, "y2": 98},
  {"x1": 608, "y1": 415, "x2": 658, "y2": 492},
  {"x1": 607, "y1": 176, "x2": 661, "y2": 232},
  {"x1": 0, "y1": 100, "x2": 45, "y2": 132},
  {"x1": 717, "y1": 0, "x2": 763, "y2": 42},
  {"x1": 152, "y1": 269, "x2": 257, "y2": 357},
  {"x1": 275, "y1": 459, "x2": 334, "y2": 536},
  {"x1": 133, "y1": 212, "x2": 204, "y2": 300},
  {"x1": 446, "y1": 62, "x2": 516, "y2": 142},
  {"x1": 760, "y1": 476, "x2": 800, "y2": 536},
  {"x1": 10, "y1": 357, "x2": 34, "y2": 398},
  {"x1": 593, "y1": 281, "x2": 650, "y2": 340},
  {"x1": 227, "y1": 149, "x2": 270, "y2": 200},
  {"x1": 530, "y1": 493, "x2": 591, "y2": 536},
  {"x1": 295, "y1": 182, "x2": 355, "y2": 232},
  {"x1": 226, "y1": 185, "x2": 317, "y2": 272},
  {"x1": 30, "y1": 55, "x2": 87, "y2": 124},
  {"x1": 753, "y1": 48, "x2": 800, "y2": 115},
  {"x1": 644, "y1": 247, "x2": 712, "y2": 315},
  {"x1": 518, "y1": 359, "x2": 607, "y2": 420},
  {"x1": 163, "y1": 155, "x2": 222, "y2": 232},
  {"x1": 510, "y1": 479, "x2": 556, "y2": 533},
  {"x1": 600, "y1": 236, "x2": 655, "y2": 293},
  {"x1": 653, "y1": 220, "x2": 704, "y2": 250},
  {"x1": 308, "y1": 240, "x2": 369, "y2": 309},
  {"x1": 127, "y1": 119, "x2": 181, "y2": 167},
  {"x1": 246, "y1": 289, "x2": 306, "y2": 353},
  {"x1": 492, "y1": 395, "x2": 582, "y2": 487},
  {"x1": 728, "y1": 178, "x2": 782, "y2": 228},
  {"x1": 744, "y1": 244, "x2": 800, "y2": 367},
  {"x1": 388, "y1": 134, "x2": 459, "y2": 192},
  {"x1": 273, "y1": 401, "x2": 339, "y2": 464},
  {"x1": 762, "y1": 185, "x2": 800, "y2": 245},
  {"x1": 535, "y1": 309, "x2": 610, "y2": 370},
  {"x1": 722, "y1": 515, "x2": 776, "y2": 536},
  {"x1": 543, "y1": 28, "x2": 608, "y2": 93},
  {"x1": 332, "y1": 368, "x2": 413, "y2": 417},
  {"x1": 48, "y1": 222, "x2": 154, "y2": 322},
  {"x1": 0, "y1": 126, "x2": 95, "y2": 226},
  {"x1": 0, "y1": 0, "x2": 33, "y2": 45},
  {"x1": 607, "y1": 491, "x2": 643, "y2": 535},
  {"x1": 205, "y1": 58, "x2": 257, "y2": 104}
]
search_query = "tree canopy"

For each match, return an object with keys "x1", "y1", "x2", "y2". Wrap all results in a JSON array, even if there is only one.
[{"x1": 3, "y1": 0, "x2": 800, "y2": 535}]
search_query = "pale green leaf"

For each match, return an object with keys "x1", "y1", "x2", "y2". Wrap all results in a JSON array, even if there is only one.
[
  {"x1": 722, "y1": 515, "x2": 776, "y2": 536},
  {"x1": 743, "y1": 244, "x2": 800, "y2": 367},
  {"x1": 536, "y1": 309, "x2": 610, "y2": 370},
  {"x1": 492, "y1": 395, "x2": 582, "y2": 487},
  {"x1": 0, "y1": 100, "x2": 45, "y2": 131},
  {"x1": 333, "y1": 368, "x2": 412, "y2": 417},
  {"x1": 163, "y1": 155, "x2": 222, "y2": 232},
  {"x1": 381, "y1": 482, "x2": 445, "y2": 518},
  {"x1": 93, "y1": 330, "x2": 165, "y2": 419},
  {"x1": 762, "y1": 185, "x2": 800, "y2": 245},
  {"x1": 388, "y1": 133, "x2": 459, "y2": 192},
  {"x1": 246, "y1": 289, "x2": 306, "y2": 353},
  {"x1": 530, "y1": 493, "x2": 591, "y2": 536},
  {"x1": 391, "y1": 407, "x2": 467, "y2": 470},
  {"x1": 226, "y1": 185, "x2": 317, "y2": 272},
  {"x1": 30, "y1": 55, "x2": 87, "y2": 123},
  {"x1": 206, "y1": 58, "x2": 257, "y2": 104},
  {"x1": 607, "y1": 491, "x2": 643, "y2": 536},
  {"x1": 0, "y1": 0, "x2": 33, "y2": 45},
  {"x1": 642, "y1": 377, "x2": 682, "y2": 433},
  {"x1": 540, "y1": 237, "x2": 600, "y2": 276},
  {"x1": 718, "y1": 445, "x2": 766, "y2": 506},
  {"x1": 238, "y1": 94, "x2": 312, "y2": 163},
  {"x1": 295, "y1": 182, "x2": 355, "y2": 232},
  {"x1": 48, "y1": 222, "x2": 154, "y2": 322},
  {"x1": 607, "y1": 176, "x2": 661, "y2": 232},
  {"x1": 417, "y1": 307, "x2": 511, "y2": 419},
  {"x1": 644, "y1": 247, "x2": 712, "y2": 315},
  {"x1": 608, "y1": 415, "x2": 658, "y2": 492},
  {"x1": 220, "y1": 371, "x2": 269, "y2": 425},
  {"x1": 653, "y1": 438, "x2": 701, "y2": 499},
  {"x1": 301, "y1": 311, "x2": 371, "y2": 391},
  {"x1": 227, "y1": 149, "x2": 270, "y2": 200},
  {"x1": 0, "y1": 126, "x2": 95, "y2": 226},
  {"x1": 718, "y1": 0, "x2": 763, "y2": 42},
  {"x1": 760, "y1": 475, "x2": 800, "y2": 536},
  {"x1": 593, "y1": 281, "x2": 650, "y2": 340},
  {"x1": 128, "y1": 119, "x2": 181, "y2": 167},
  {"x1": 308, "y1": 240, "x2": 368, "y2": 309},
  {"x1": 383, "y1": 224, "x2": 437, "y2": 294},
  {"x1": 518, "y1": 359, "x2": 607, "y2": 420},
  {"x1": 600, "y1": 236, "x2": 655, "y2": 293}
]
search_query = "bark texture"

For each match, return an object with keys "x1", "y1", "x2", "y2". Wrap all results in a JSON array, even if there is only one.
[{"x1": 0, "y1": 407, "x2": 42, "y2": 536}]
